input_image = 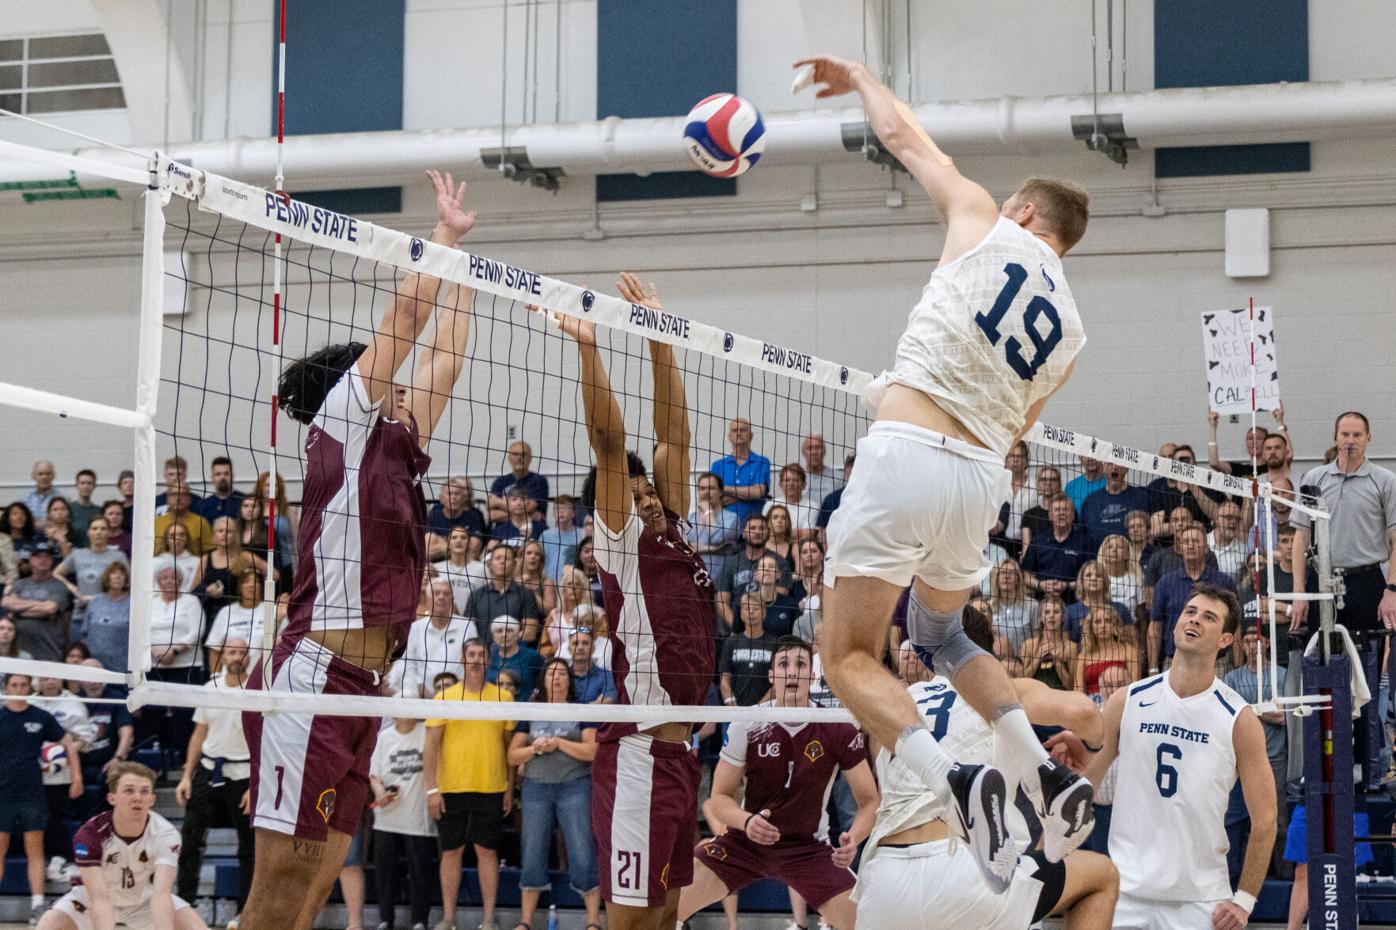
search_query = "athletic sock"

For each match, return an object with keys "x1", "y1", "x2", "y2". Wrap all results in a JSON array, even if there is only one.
[
  {"x1": 31, "y1": 894, "x2": 44, "y2": 909},
  {"x1": 895, "y1": 724, "x2": 955, "y2": 795},
  {"x1": 992, "y1": 706, "x2": 1052, "y2": 788}
]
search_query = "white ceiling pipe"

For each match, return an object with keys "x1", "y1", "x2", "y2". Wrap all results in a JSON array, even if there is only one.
[{"x1": 3, "y1": 77, "x2": 1395, "y2": 188}]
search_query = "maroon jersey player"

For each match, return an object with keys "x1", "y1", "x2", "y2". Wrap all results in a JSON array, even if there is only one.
[
  {"x1": 238, "y1": 170, "x2": 478, "y2": 930},
  {"x1": 551, "y1": 273, "x2": 714, "y2": 930},
  {"x1": 678, "y1": 637, "x2": 879, "y2": 930}
]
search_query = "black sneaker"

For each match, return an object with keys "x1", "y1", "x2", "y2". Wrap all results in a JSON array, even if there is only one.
[
  {"x1": 1033, "y1": 760, "x2": 1095, "y2": 861},
  {"x1": 945, "y1": 762, "x2": 1015, "y2": 894}
]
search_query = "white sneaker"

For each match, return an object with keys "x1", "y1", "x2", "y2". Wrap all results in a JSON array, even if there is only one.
[
  {"x1": 1031, "y1": 760, "x2": 1095, "y2": 862},
  {"x1": 45, "y1": 856, "x2": 69, "y2": 882}
]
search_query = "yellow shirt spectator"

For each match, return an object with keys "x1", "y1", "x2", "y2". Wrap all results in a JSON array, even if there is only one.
[
  {"x1": 427, "y1": 682, "x2": 515, "y2": 794},
  {"x1": 153, "y1": 511, "x2": 214, "y2": 557}
]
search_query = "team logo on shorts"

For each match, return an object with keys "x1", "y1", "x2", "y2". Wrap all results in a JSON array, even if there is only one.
[
  {"x1": 581, "y1": 290, "x2": 595, "y2": 312},
  {"x1": 659, "y1": 862, "x2": 671, "y2": 889},
  {"x1": 804, "y1": 739, "x2": 825, "y2": 762},
  {"x1": 723, "y1": 332, "x2": 734, "y2": 352},
  {"x1": 702, "y1": 840, "x2": 728, "y2": 862},
  {"x1": 410, "y1": 237, "x2": 425, "y2": 262},
  {"x1": 839, "y1": 367, "x2": 849, "y2": 385},
  {"x1": 316, "y1": 788, "x2": 338, "y2": 823}
]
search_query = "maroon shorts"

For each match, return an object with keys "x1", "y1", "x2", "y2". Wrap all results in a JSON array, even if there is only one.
[
  {"x1": 591, "y1": 734, "x2": 700, "y2": 907},
  {"x1": 244, "y1": 636, "x2": 382, "y2": 841},
  {"x1": 696, "y1": 831, "x2": 854, "y2": 909}
]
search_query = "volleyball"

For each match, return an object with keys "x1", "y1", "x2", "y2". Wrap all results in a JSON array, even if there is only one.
[
  {"x1": 682, "y1": 93, "x2": 766, "y2": 178},
  {"x1": 39, "y1": 742, "x2": 67, "y2": 776}
]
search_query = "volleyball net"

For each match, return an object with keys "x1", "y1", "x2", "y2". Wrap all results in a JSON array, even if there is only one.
[{"x1": 0, "y1": 143, "x2": 1330, "y2": 726}]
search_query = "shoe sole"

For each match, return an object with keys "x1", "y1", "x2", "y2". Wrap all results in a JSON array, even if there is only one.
[
  {"x1": 1042, "y1": 776, "x2": 1095, "y2": 862},
  {"x1": 949, "y1": 766, "x2": 1016, "y2": 895}
]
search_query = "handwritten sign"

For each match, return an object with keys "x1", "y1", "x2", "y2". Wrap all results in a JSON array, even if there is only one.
[{"x1": 1201, "y1": 307, "x2": 1280, "y2": 415}]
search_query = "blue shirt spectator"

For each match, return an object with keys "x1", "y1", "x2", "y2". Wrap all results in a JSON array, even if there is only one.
[
  {"x1": 1150, "y1": 525, "x2": 1237, "y2": 660},
  {"x1": 488, "y1": 441, "x2": 550, "y2": 523},
  {"x1": 1080, "y1": 465, "x2": 1152, "y2": 545},
  {"x1": 1022, "y1": 495, "x2": 1094, "y2": 600},
  {"x1": 687, "y1": 473, "x2": 741, "y2": 577},
  {"x1": 192, "y1": 457, "x2": 245, "y2": 524},
  {"x1": 487, "y1": 617, "x2": 545, "y2": 696},
  {"x1": 426, "y1": 476, "x2": 489, "y2": 543},
  {"x1": 0, "y1": 683, "x2": 66, "y2": 805},
  {"x1": 1064, "y1": 457, "x2": 1106, "y2": 516},
  {"x1": 711, "y1": 417, "x2": 771, "y2": 527},
  {"x1": 540, "y1": 495, "x2": 585, "y2": 582}
]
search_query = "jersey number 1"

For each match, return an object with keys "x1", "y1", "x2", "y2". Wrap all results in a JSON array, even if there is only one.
[{"x1": 975, "y1": 263, "x2": 1063, "y2": 381}]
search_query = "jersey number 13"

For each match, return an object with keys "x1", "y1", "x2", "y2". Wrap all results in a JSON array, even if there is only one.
[{"x1": 975, "y1": 263, "x2": 1063, "y2": 381}]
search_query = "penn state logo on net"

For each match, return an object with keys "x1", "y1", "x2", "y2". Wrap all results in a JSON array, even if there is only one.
[
  {"x1": 581, "y1": 289, "x2": 595, "y2": 312},
  {"x1": 410, "y1": 237, "x2": 425, "y2": 262},
  {"x1": 723, "y1": 332, "x2": 735, "y2": 353},
  {"x1": 839, "y1": 366, "x2": 849, "y2": 385}
]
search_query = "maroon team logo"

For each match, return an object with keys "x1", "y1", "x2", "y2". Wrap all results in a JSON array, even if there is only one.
[
  {"x1": 316, "y1": 788, "x2": 338, "y2": 823},
  {"x1": 803, "y1": 739, "x2": 825, "y2": 762},
  {"x1": 702, "y1": 840, "x2": 728, "y2": 862}
]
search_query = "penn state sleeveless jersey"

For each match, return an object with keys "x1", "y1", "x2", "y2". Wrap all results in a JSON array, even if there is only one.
[
  {"x1": 866, "y1": 217, "x2": 1086, "y2": 456},
  {"x1": 865, "y1": 678, "x2": 1030, "y2": 866},
  {"x1": 1109, "y1": 672, "x2": 1242, "y2": 902}
]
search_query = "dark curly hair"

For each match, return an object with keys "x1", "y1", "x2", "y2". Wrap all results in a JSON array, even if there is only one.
[
  {"x1": 277, "y1": 342, "x2": 368, "y2": 424},
  {"x1": 579, "y1": 452, "x2": 650, "y2": 511}
]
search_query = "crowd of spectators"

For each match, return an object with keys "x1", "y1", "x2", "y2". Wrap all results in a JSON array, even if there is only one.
[{"x1": 1, "y1": 403, "x2": 1392, "y2": 929}]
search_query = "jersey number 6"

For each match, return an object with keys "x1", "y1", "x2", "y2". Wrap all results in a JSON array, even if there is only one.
[
  {"x1": 1154, "y1": 742, "x2": 1182, "y2": 798},
  {"x1": 975, "y1": 263, "x2": 1063, "y2": 381}
]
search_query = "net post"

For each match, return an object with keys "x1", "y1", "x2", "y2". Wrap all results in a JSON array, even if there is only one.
[
  {"x1": 129, "y1": 183, "x2": 169, "y2": 684},
  {"x1": 1302, "y1": 653, "x2": 1357, "y2": 930}
]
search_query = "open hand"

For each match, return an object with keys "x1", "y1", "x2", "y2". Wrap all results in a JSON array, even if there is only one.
[
  {"x1": 427, "y1": 169, "x2": 477, "y2": 241},
  {"x1": 616, "y1": 272, "x2": 660, "y2": 309},
  {"x1": 528, "y1": 303, "x2": 595, "y2": 344},
  {"x1": 792, "y1": 56, "x2": 864, "y2": 98}
]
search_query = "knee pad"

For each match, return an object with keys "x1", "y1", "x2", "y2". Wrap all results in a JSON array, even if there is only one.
[{"x1": 905, "y1": 592, "x2": 988, "y2": 679}]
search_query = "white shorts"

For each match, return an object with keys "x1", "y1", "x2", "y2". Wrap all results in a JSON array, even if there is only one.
[
  {"x1": 1111, "y1": 891, "x2": 1227, "y2": 930},
  {"x1": 852, "y1": 839, "x2": 1042, "y2": 930},
  {"x1": 51, "y1": 885, "x2": 192, "y2": 930},
  {"x1": 824, "y1": 422, "x2": 1011, "y2": 591}
]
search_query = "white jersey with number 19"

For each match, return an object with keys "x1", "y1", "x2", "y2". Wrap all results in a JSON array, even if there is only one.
[{"x1": 865, "y1": 217, "x2": 1086, "y2": 456}]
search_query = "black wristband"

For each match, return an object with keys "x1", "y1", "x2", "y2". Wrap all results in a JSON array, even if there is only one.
[{"x1": 744, "y1": 811, "x2": 759, "y2": 832}]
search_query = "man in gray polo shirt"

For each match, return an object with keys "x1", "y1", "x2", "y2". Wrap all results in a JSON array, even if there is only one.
[{"x1": 1290, "y1": 410, "x2": 1396, "y2": 792}]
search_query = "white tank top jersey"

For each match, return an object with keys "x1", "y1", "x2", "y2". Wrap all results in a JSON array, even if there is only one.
[
  {"x1": 866, "y1": 217, "x2": 1086, "y2": 456},
  {"x1": 863, "y1": 679, "x2": 1030, "y2": 871},
  {"x1": 1109, "y1": 672, "x2": 1243, "y2": 903}
]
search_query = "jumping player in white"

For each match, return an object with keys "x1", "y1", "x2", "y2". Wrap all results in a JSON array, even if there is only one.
[
  {"x1": 795, "y1": 54, "x2": 1095, "y2": 891},
  {"x1": 856, "y1": 606, "x2": 1120, "y2": 930},
  {"x1": 40, "y1": 762, "x2": 208, "y2": 930},
  {"x1": 1047, "y1": 584, "x2": 1277, "y2": 930}
]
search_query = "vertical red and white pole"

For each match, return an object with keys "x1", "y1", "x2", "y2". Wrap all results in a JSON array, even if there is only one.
[
  {"x1": 262, "y1": 0, "x2": 288, "y2": 680},
  {"x1": 1245, "y1": 296, "x2": 1273, "y2": 696}
]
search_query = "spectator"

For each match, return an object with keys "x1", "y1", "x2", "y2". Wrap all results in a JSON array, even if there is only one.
[
  {"x1": 1256, "y1": 422, "x2": 1293, "y2": 486},
  {"x1": 82, "y1": 562, "x2": 132, "y2": 674},
  {"x1": 487, "y1": 615, "x2": 544, "y2": 696},
  {"x1": 1207, "y1": 408, "x2": 1287, "y2": 478},
  {"x1": 174, "y1": 638, "x2": 254, "y2": 918},
  {"x1": 800, "y1": 433, "x2": 842, "y2": 506},
  {"x1": 466, "y1": 545, "x2": 543, "y2": 640},
  {"x1": 764, "y1": 463, "x2": 818, "y2": 539},
  {"x1": 1073, "y1": 608, "x2": 1138, "y2": 696},
  {"x1": 1149, "y1": 524, "x2": 1237, "y2": 671},
  {"x1": 988, "y1": 559, "x2": 1038, "y2": 661},
  {"x1": 715, "y1": 514, "x2": 777, "y2": 628},
  {"x1": 567, "y1": 627, "x2": 616, "y2": 704},
  {"x1": 0, "y1": 616, "x2": 30, "y2": 660},
  {"x1": 41, "y1": 497, "x2": 82, "y2": 560},
  {"x1": 1065, "y1": 561, "x2": 1133, "y2": 643},
  {"x1": 192, "y1": 456, "x2": 245, "y2": 524},
  {"x1": 424, "y1": 639, "x2": 515, "y2": 930},
  {"x1": 2, "y1": 543, "x2": 73, "y2": 661},
  {"x1": 1064, "y1": 455, "x2": 1106, "y2": 515},
  {"x1": 1019, "y1": 465, "x2": 1063, "y2": 552},
  {"x1": 101, "y1": 500, "x2": 132, "y2": 560},
  {"x1": 542, "y1": 565, "x2": 595, "y2": 659},
  {"x1": 143, "y1": 565, "x2": 205, "y2": 761},
  {"x1": 154, "y1": 482, "x2": 214, "y2": 557},
  {"x1": 0, "y1": 673, "x2": 81, "y2": 923},
  {"x1": 507, "y1": 658, "x2": 603, "y2": 930},
  {"x1": 196, "y1": 516, "x2": 269, "y2": 623},
  {"x1": 1290, "y1": 410, "x2": 1396, "y2": 793},
  {"x1": 720, "y1": 591, "x2": 776, "y2": 706},
  {"x1": 1021, "y1": 595, "x2": 1076, "y2": 690},
  {"x1": 712, "y1": 416, "x2": 771, "y2": 526},
  {"x1": 539, "y1": 493, "x2": 584, "y2": 583},
  {"x1": 573, "y1": 535, "x2": 605, "y2": 611},
  {"x1": 55, "y1": 517, "x2": 129, "y2": 637},
  {"x1": 35, "y1": 675, "x2": 96, "y2": 866},
  {"x1": 491, "y1": 484, "x2": 548, "y2": 549},
  {"x1": 338, "y1": 812, "x2": 372, "y2": 930},
  {"x1": 815, "y1": 452, "x2": 856, "y2": 545},
  {"x1": 1208, "y1": 500, "x2": 1251, "y2": 582},
  {"x1": 153, "y1": 455, "x2": 200, "y2": 515},
  {"x1": 1252, "y1": 476, "x2": 1297, "y2": 552},
  {"x1": 74, "y1": 659, "x2": 134, "y2": 783},
  {"x1": 68, "y1": 469, "x2": 102, "y2": 537},
  {"x1": 2, "y1": 501, "x2": 41, "y2": 567},
  {"x1": 514, "y1": 539, "x2": 558, "y2": 617},
  {"x1": 788, "y1": 537, "x2": 825, "y2": 610},
  {"x1": 152, "y1": 522, "x2": 201, "y2": 593},
  {"x1": 252, "y1": 471, "x2": 297, "y2": 576},
  {"x1": 24, "y1": 460, "x2": 60, "y2": 518},
  {"x1": 1145, "y1": 446, "x2": 1218, "y2": 535},
  {"x1": 1000, "y1": 439, "x2": 1036, "y2": 555},
  {"x1": 1021, "y1": 494, "x2": 1093, "y2": 600},
  {"x1": 117, "y1": 468, "x2": 135, "y2": 532},
  {"x1": 1124, "y1": 508, "x2": 1154, "y2": 568},
  {"x1": 0, "y1": 517, "x2": 16, "y2": 586},
  {"x1": 762, "y1": 504, "x2": 797, "y2": 578},
  {"x1": 1224, "y1": 628, "x2": 1287, "y2": 827},
  {"x1": 1097, "y1": 533, "x2": 1146, "y2": 622},
  {"x1": 63, "y1": 644, "x2": 91, "y2": 692},
  {"x1": 397, "y1": 579, "x2": 478, "y2": 699},
  {"x1": 204, "y1": 569, "x2": 273, "y2": 672},
  {"x1": 1143, "y1": 507, "x2": 1221, "y2": 605},
  {"x1": 1081, "y1": 463, "x2": 1152, "y2": 544},
  {"x1": 369, "y1": 708, "x2": 436, "y2": 930},
  {"x1": 432, "y1": 526, "x2": 488, "y2": 615},
  {"x1": 688, "y1": 473, "x2": 740, "y2": 577},
  {"x1": 557, "y1": 604, "x2": 612, "y2": 670},
  {"x1": 426, "y1": 475, "x2": 488, "y2": 561},
  {"x1": 747, "y1": 554, "x2": 802, "y2": 638},
  {"x1": 488, "y1": 440, "x2": 549, "y2": 524}
]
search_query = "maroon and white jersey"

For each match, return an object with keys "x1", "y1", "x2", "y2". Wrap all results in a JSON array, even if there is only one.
[
  {"x1": 71, "y1": 811, "x2": 181, "y2": 908},
  {"x1": 596, "y1": 504, "x2": 715, "y2": 740},
  {"x1": 722, "y1": 709, "x2": 866, "y2": 844},
  {"x1": 285, "y1": 367, "x2": 431, "y2": 636}
]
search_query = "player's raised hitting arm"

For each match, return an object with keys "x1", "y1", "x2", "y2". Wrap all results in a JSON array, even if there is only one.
[
  {"x1": 356, "y1": 169, "x2": 477, "y2": 411},
  {"x1": 407, "y1": 278, "x2": 477, "y2": 445}
]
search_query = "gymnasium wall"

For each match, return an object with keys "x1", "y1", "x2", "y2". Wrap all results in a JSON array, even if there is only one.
[{"x1": 1, "y1": 0, "x2": 1394, "y2": 492}]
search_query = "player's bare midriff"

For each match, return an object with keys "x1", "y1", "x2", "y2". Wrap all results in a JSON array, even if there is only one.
[
  {"x1": 880, "y1": 818, "x2": 952, "y2": 846},
  {"x1": 876, "y1": 383, "x2": 990, "y2": 451},
  {"x1": 307, "y1": 624, "x2": 401, "y2": 675},
  {"x1": 641, "y1": 721, "x2": 694, "y2": 742}
]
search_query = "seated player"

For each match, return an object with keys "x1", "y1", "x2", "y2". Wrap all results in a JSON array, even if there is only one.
[
  {"x1": 40, "y1": 761, "x2": 207, "y2": 930},
  {"x1": 855, "y1": 607, "x2": 1120, "y2": 930},
  {"x1": 678, "y1": 637, "x2": 879, "y2": 930},
  {"x1": 238, "y1": 170, "x2": 479, "y2": 930}
]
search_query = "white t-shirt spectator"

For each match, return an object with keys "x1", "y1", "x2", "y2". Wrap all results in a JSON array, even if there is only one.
[
  {"x1": 205, "y1": 603, "x2": 273, "y2": 655},
  {"x1": 150, "y1": 594, "x2": 204, "y2": 668},
  {"x1": 152, "y1": 551, "x2": 200, "y2": 594},
  {"x1": 192, "y1": 676, "x2": 252, "y2": 781},
  {"x1": 393, "y1": 615, "x2": 478, "y2": 699},
  {"x1": 431, "y1": 558, "x2": 489, "y2": 614},
  {"x1": 1208, "y1": 532, "x2": 1251, "y2": 583},
  {"x1": 370, "y1": 721, "x2": 434, "y2": 836},
  {"x1": 763, "y1": 496, "x2": 819, "y2": 535}
]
